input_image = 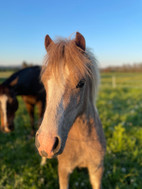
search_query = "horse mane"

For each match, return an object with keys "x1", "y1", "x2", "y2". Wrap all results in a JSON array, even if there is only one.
[{"x1": 41, "y1": 38, "x2": 100, "y2": 103}]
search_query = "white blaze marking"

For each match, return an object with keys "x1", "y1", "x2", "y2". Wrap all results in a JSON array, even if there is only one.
[
  {"x1": 0, "y1": 95, "x2": 8, "y2": 127},
  {"x1": 45, "y1": 78, "x2": 65, "y2": 120},
  {"x1": 47, "y1": 78, "x2": 64, "y2": 104},
  {"x1": 47, "y1": 79, "x2": 54, "y2": 103}
]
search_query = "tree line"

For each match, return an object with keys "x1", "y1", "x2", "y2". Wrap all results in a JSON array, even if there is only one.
[
  {"x1": 101, "y1": 63, "x2": 142, "y2": 72},
  {"x1": 1, "y1": 62, "x2": 142, "y2": 73},
  {"x1": 0, "y1": 61, "x2": 34, "y2": 72}
]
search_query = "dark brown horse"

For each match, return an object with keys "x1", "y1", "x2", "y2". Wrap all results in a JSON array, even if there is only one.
[
  {"x1": 35, "y1": 32, "x2": 106, "y2": 188},
  {"x1": 0, "y1": 66, "x2": 46, "y2": 135}
]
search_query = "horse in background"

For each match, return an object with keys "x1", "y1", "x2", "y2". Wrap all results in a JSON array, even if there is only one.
[
  {"x1": 0, "y1": 66, "x2": 46, "y2": 135},
  {"x1": 35, "y1": 32, "x2": 106, "y2": 188}
]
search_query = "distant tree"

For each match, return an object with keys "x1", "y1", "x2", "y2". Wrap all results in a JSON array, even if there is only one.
[
  {"x1": 100, "y1": 62, "x2": 142, "y2": 72},
  {"x1": 22, "y1": 61, "x2": 28, "y2": 68},
  {"x1": 22, "y1": 61, "x2": 33, "y2": 68}
]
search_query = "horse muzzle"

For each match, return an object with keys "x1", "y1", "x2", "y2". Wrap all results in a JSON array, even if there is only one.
[{"x1": 35, "y1": 130, "x2": 61, "y2": 159}]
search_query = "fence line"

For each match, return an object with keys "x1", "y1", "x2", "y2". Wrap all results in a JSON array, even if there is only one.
[
  {"x1": 112, "y1": 76, "x2": 116, "y2": 88},
  {"x1": 101, "y1": 75, "x2": 142, "y2": 89}
]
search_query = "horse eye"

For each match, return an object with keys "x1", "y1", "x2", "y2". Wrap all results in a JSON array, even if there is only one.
[{"x1": 76, "y1": 79, "x2": 85, "y2": 88}]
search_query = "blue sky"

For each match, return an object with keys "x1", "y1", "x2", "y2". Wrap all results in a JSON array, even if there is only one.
[{"x1": 0, "y1": 0, "x2": 142, "y2": 67}]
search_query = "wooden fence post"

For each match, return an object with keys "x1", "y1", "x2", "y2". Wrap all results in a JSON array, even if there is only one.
[{"x1": 112, "y1": 76, "x2": 116, "y2": 88}]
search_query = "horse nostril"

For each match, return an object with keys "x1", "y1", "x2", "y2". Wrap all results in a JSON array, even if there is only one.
[
  {"x1": 36, "y1": 131, "x2": 39, "y2": 136},
  {"x1": 52, "y1": 137, "x2": 60, "y2": 153}
]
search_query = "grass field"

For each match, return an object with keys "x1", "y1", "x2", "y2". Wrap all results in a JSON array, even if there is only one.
[
  {"x1": 0, "y1": 71, "x2": 142, "y2": 189},
  {"x1": 0, "y1": 71, "x2": 14, "y2": 83},
  {"x1": 101, "y1": 72, "x2": 142, "y2": 88}
]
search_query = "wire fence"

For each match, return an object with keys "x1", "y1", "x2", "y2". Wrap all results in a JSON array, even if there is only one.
[{"x1": 0, "y1": 71, "x2": 142, "y2": 89}]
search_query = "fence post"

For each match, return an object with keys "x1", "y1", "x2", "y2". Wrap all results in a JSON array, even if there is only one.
[{"x1": 112, "y1": 76, "x2": 116, "y2": 88}]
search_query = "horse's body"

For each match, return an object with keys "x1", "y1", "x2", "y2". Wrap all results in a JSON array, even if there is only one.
[
  {"x1": 0, "y1": 66, "x2": 46, "y2": 135},
  {"x1": 35, "y1": 32, "x2": 106, "y2": 188}
]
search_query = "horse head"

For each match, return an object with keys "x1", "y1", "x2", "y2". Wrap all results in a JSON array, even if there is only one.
[
  {"x1": 0, "y1": 84, "x2": 18, "y2": 132},
  {"x1": 35, "y1": 32, "x2": 96, "y2": 158}
]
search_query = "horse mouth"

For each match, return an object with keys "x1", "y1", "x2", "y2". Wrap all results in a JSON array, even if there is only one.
[
  {"x1": 37, "y1": 143, "x2": 63, "y2": 159},
  {"x1": 1, "y1": 126, "x2": 11, "y2": 133}
]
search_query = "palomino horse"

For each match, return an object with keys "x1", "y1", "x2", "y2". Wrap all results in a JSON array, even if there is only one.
[
  {"x1": 35, "y1": 32, "x2": 106, "y2": 188},
  {"x1": 0, "y1": 66, "x2": 46, "y2": 135}
]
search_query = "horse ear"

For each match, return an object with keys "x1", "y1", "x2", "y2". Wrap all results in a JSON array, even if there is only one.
[
  {"x1": 45, "y1": 35, "x2": 53, "y2": 51},
  {"x1": 75, "y1": 32, "x2": 86, "y2": 51}
]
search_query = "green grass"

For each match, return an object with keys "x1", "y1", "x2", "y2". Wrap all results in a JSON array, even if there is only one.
[
  {"x1": 0, "y1": 71, "x2": 14, "y2": 83},
  {"x1": 0, "y1": 71, "x2": 142, "y2": 188},
  {"x1": 98, "y1": 87, "x2": 142, "y2": 189},
  {"x1": 0, "y1": 71, "x2": 14, "y2": 78}
]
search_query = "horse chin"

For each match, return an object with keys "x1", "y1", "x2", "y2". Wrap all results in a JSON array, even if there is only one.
[
  {"x1": 3, "y1": 126, "x2": 12, "y2": 133},
  {"x1": 3, "y1": 123, "x2": 14, "y2": 133}
]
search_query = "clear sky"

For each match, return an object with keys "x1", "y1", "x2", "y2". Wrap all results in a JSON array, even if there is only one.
[{"x1": 0, "y1": 0, "x2": 142, "y2": 67}]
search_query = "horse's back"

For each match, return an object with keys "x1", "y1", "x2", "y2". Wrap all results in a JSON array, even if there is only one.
[{"x1": 3, "y1": 66, "x2": 44, "y2": 96}]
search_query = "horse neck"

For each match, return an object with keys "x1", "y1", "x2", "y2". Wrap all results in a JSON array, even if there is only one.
[{"x1": 68, "y1": 95, "x2": 99, "y2": 141}]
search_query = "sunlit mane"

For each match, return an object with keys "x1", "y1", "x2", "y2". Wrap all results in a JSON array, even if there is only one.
[{"x1": 41, "y1": 38, "x2": 100, "y2": 102}]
